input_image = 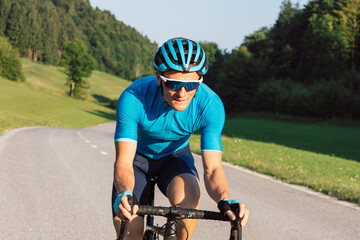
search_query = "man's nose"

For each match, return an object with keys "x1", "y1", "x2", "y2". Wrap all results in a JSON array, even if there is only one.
[{"x1": 178, "y1": 87, "x2": 187, "y2": 97}]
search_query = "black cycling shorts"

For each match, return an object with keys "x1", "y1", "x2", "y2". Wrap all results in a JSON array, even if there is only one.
[{"x1": 112, "y1": 144, "x2": 199, "y2": 217}]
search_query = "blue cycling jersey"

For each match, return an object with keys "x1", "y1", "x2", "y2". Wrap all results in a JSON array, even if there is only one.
[{"x1": 114, "y1": 76, "x2": 225, "y2": 159}]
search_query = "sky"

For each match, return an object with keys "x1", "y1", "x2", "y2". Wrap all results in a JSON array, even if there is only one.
[{"x1": 88, "y1": 0, "x2": 310, "y2": 51}]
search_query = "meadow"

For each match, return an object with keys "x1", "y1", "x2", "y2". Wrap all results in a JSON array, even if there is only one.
[
  {"x1": 189, "y1": 116, "x2": 360, "y2": 204},
  {"x1": 0, "y1": 60, "x2": 129, "y2": 133},
  {"x1": 1, "y1": 60, "x2": 359, "y2": 205}
]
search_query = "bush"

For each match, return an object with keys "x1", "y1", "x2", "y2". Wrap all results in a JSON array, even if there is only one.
[
  {"x1": 350, "y1": 96, "x2": 360, "y2": 119},
  {"x1": 253, "y1": 79, "x2": 358, "y2": 119},
  {"x1": 285, "y1": 83, "x2": 311, "y2": 117},
  {"x1": 253, "y1": 79, "x2": 304, "y2": 114},
  {"x1": 308, "y1": 81, "x2": 353, "y2": 118},
  {"x1": 252, "y1": 80, "x2": 282, "y2": 112},
  {"x1": 0, "y1": 36, "x2": 24, "y2": 82}
]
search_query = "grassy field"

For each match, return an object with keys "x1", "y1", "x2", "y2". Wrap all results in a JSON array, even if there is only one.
[
  {"x1": 189, "y1": 116, "x2": 360, "y2": 205},
  {"x1": 1, "y1": 60, "x2": 360, "y2": 205},
  {"x1": 0, "y1": 60, "x2": 131, "y2": 134},
  {"x1": 22, "y1": 60, "x2": 130, "y2": 105}
]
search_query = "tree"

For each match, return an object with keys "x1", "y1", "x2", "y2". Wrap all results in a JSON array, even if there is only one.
[
  {"x1": 25, "y1": 2, "x2": 42, "y2": 62},
  {"x1": 0, "y1": 36, "x2": 25, "y2": 81},
  {"x1": 268, "y1": 0, "x2": 300, "y2": 79},
  {"x1": 243, "y1": 27, "x2": 272, "y2": 60},
  {"x1": 334, "y1": 0, "x2": 360, "y2": 68},
  {"x1": 0, "y1": 0, "x2": 11, "y2": 33},
  {"x1": 61, "y1": 39, "x2": 94, "y2": 98},
  {"x1": 199, "y1": 41, "x2": 220, "y2": 64},
  {"x1": 5, "y1": 1, "x2": 28, "y2": 52},
  {"x1": 218, "y1": 46, "x2": 265, "y2": 112},
  {"x1": 40, "y1": 1, "x2": 60, "y2": 64},
  {"x1": 199, "y1": 41, "x2": 223, "y2": 90}
]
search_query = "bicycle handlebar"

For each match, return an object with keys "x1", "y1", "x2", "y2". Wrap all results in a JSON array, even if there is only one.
[
  {"x1": 117, "y1": 205, "x2": 242, "y2": 240},
  {"x1": 137, "y1": 205, "x2": 231, "y2": 221}
]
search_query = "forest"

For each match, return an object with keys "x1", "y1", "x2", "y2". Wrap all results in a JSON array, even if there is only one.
[
  {"x1": 202, "y1": 0, "x2": 360, "y2": 119},
  {"x1": 0, "y1": 0, "x2": 157, "y2": 80},
  {"x1": 1, "y1": 0, "x2": 359, "y2": 119}
]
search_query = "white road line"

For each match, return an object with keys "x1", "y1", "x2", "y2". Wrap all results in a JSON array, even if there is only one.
[{"x1": 77, "y1": 131, "x2": 109, "y2": 156}]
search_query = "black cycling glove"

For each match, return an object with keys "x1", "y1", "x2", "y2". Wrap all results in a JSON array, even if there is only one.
[{"x1": 218, "y1": 198, "x2": 241, "y2": 214}]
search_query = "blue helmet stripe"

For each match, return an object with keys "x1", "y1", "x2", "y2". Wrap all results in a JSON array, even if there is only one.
[
  {"x1": 194, "y1": 42, "x2": 201, "y2": 62},
  {"x1": 167, "y1": 40, "x2": 178, "y2": 61},
  {"x1": 154, "y1": 62, "x2": 167, "y2": 72},
  {"x1": 189, "y1": 49, "x2": 206, "y2": 72},
  {"x1": 201, "y1": 66, "x2": 208, "y2": 75},
  {"x1": 185, "y1": 40, "x2": 193, "y2": 70},
  {"x1": 161, "y1": 44, "x2": 183, "y2": 71},
  {"x1": 176, "y1": 39, "x2": 186, "y2": 70}
]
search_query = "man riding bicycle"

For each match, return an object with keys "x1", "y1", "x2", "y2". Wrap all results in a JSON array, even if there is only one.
[{"x1": 112, "y1": 37, "x2": 249, "y2": 239}]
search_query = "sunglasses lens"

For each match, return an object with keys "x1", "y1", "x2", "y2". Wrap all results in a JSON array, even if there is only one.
[{"x1": 164, "y1": 81, "x2": 200, "y2": 91}]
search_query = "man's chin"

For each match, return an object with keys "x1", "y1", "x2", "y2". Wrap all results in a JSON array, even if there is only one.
[{"x1": 171, "y1": 101, "x2": 189, "y2": 111}]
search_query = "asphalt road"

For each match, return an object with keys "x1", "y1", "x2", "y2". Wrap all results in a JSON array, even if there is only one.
[{"x1": 0, "y1": 123, "x2": 359, "y2": 239}]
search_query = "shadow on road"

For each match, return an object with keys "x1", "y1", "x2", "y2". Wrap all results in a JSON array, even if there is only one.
[{"x1": 84, "y1": 109, "x2": 116, "y2": 121}]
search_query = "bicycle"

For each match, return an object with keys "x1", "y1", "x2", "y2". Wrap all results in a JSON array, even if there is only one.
[{"x1": 116, "y1": 177, "x2": 242, "y2": 240}]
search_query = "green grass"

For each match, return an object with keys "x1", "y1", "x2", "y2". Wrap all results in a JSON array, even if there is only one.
[
  {"x1": 0, "y1": 60, "x2": 131, "y2": 134},
  {"x1": 22, "y1": 60, "x2": 69, "y2": 96},
  {"x1": 223, "y1": 116, "x2": 360, "y2": 162},
  {"x1": 22, "y1": 60, "x2": 130, "y2": 104},
  {"x1": 87, "y1": 70, "x2": 131, "y2": 105},
  {"x1": 189, "y1": 116, "x2": 360, "y2": 205}
]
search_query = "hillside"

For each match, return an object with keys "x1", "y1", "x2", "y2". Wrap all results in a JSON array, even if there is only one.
[
  {"x1": 0, "y1": 60, "x2": 131, "y2": 134},
  {"x1": 0, "y1": 0, "x2": 158, "y2": 80}
]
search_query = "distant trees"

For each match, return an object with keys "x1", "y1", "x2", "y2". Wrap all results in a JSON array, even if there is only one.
[
  {"x1": 0, "y1": 36, "x2": 24, "y2": 81},
  {"x1": 1, "y1": 0, "x2": 359, "y2": 119},
  {"x1": 61, "y1": 39, "x2": 94, "y2": 99},
  {"x1": 0, "y1": 0, "x2": 157, "y2": 80},
  {"x1": 206, "y1": 0, "x2": 360, "y2": 119}
]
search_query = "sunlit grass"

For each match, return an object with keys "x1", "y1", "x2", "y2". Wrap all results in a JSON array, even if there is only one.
[
  {"x1": 0, "y1": 77, "x2": 114, "y2": 133},
  {"x1": 22, "y1": 59, "x2": 131, "y2": 103},
  {"x1": 0, "y1": 60, "x2": 131, "y2": 134},
  {"x1": 189, "y1": 119, "x2": 360, "y2": 205},
  {"x1": 223, "y1": 115, "x2": 360, "y2": 162}
]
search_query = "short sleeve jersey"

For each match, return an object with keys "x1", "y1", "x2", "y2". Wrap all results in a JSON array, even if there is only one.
[{"x1": 114, "y1": 76, "x2": 225, "y2": 159}]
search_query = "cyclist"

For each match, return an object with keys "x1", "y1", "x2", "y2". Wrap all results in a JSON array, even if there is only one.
[{"x1": 112, "y1": 37, "x2": 249, "y2": 239}]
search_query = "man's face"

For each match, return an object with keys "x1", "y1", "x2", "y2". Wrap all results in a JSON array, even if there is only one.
[{"x1": 157, "y1": 71, "x2": 201, "y2": 111}]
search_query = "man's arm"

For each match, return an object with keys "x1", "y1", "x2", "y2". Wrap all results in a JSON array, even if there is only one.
[
  {"x1": 202, "y1": 151, "x2": 229, "y2": 202},
  {"x1": 202, "y1": 151, "x2": 249, "y2": 227},
  {"x1": 114, "y1": 141, "x2": 137, "y2": 219}
]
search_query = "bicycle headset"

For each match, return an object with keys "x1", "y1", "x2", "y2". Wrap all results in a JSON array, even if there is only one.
[{"x1": 153, "y1": 37, "x2": 209, "y2": 76}]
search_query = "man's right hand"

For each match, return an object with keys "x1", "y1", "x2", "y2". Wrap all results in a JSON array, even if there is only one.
[{"x1": 113, "y1": 190, "x2": 139, "y2": 220}]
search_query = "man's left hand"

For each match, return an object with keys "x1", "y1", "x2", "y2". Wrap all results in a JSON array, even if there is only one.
[{"x1": 218, "y1": 198, "x2": 250, "y2": 227}]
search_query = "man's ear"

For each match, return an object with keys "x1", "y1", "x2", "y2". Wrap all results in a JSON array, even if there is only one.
[{"x1": 156, "y1": 71, "x2": 161, "y2": 86}]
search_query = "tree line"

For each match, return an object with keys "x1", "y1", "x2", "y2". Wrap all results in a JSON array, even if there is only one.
[
  {"x1": 0, "y1": 0, "x2": 158, "y2": 81},
  {"x1": 202, "y1": 0, "x2": 360, "y2": 119},
  {"x1": 1, "y1": 0, "x2": 359, "y2": 119}
]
